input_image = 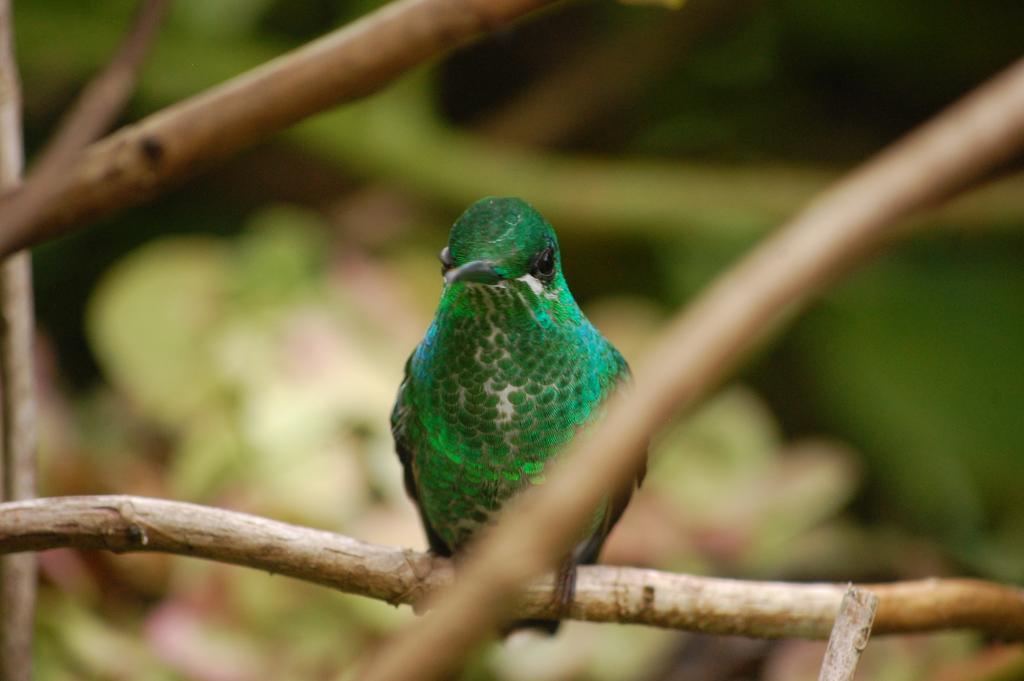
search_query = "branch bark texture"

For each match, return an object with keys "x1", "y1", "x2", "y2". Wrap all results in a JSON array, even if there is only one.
[
  {"x1": 818, "y1": 587, "x2": 878, "y2": 681},
  {"x1": 0, "y1": 2, "x2": 35, "y2": 679},
  {"x1": 1, "y1": 496, "x2": 1022, "y2": 640},
  {"x1": 357, "y1": 57, "x2": 1024, "y2": 681},
  {"x1": 0, "y1": 0, "x2": 559, "y2": 256},
  {"x1": 0, "y1": 255, "x2": 35, "y2": 681}
]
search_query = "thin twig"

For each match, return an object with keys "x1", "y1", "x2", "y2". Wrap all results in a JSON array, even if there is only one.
[
  {"x1": 0, "y1": 0, "x2": 561, "y2": 256},
  {"x1": 0, "y1": 255, "x2": 35, "y2": 681},
  {"x1": 818, "y1": 586, "x2": 878, "y2": 681},
  {"x1": 356, "y1": 57, "x2": 1024, "y2": 681},
  {"x1": 0, "y1": 495, "x2": 1022, "y2": 639},
  {"x1": 0, "y1": 2, "x2": 34, "y2": 679}
]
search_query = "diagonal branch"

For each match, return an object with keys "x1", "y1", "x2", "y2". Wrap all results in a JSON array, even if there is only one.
[
  {"x1": 0, "y1": 0, "x2": 170, "y2": 248},
  {"x1": 1, "y1": 495, "x2": 1022, "y2": 640},
  {"x1": 357, "y1": 57, "x2": 1024, "y2": 681},
  {"x1": 0, "y1": 0, "x2": 561, "y2": 257}
]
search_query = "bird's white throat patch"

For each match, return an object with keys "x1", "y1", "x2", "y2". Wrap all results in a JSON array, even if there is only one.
[{"x1": 515, "y1": 273, "x2": 545, "y2": 295}]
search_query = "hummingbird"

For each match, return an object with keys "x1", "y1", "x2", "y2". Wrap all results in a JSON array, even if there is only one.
[{"x1": 391, "y1": 197, "x2": 643, "y2": 632}]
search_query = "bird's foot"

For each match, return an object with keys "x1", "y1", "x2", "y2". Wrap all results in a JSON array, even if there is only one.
[
  {"x1": 500, "y1": 560, "x2": 576, "y2": 637},
  {"x1": 553, "y1": 560, "x2": 577, "y2": 620},
  {"x1": 408, "y1": 548, "x2": 452, "y2": 615}
]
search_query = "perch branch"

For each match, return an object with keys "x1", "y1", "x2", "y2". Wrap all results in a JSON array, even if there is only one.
[
  {"x1": 0, "y1": 496, "x2": 1022, "y2": 640},
  {"x1": 818, "y1": 586, "x2": 878, "y2": 681},
  {"x1": 358, "y1": 57, "x2": 1024, "y2": 681},
  {"x1": 0, "y1": 0, "x2": 560, "y2": 256}
]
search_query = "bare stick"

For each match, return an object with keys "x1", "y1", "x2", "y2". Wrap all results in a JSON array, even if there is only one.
[
  {"x1": 0, "y1": 3, "x2": 35, "y2": 679},
  {"x1": 818, "y1": 587, "x2": 878, "y2": 681},
  {"x1": 357, "y1": 57, "x2": 1024, "y2": 681},
  {"x1": 0, "y1": 0, "x2": 22, "y2": 494},
  {"x1": 0, "y1": 255, "x2": 34, "y2": 681},
  {"x1": 0, "y1": 5, "x2": 168, "y2": 677},
  {"x1": 0, "y1": 0, "x2": 560, "y2": 256},
  {"x1": 0, "y1": 496, "x2": 1021, "y2": 639}
]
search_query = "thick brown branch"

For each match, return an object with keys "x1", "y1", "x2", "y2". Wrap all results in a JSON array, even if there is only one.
[
  {"x1": 0, "y1": 0, "x2": 168, "y2": 255},
  {"x1": 358, "y1": 57, "x2": 1024, "y2": 681},
  {"x1": 0, "y1": 495, "x2": 1022, "y2": 640},
  {"x1": 0, "y1": 0, "x2": 559, "y2": 256}
]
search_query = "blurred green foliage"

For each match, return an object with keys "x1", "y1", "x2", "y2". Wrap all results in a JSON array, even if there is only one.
[{"x1": 14, "y1": 0, "x2": 1024, "y2": 678}]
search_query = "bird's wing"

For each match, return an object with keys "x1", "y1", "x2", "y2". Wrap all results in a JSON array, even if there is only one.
[
  {"x1": 575, "y1": 351, "x2": 646, "y2": 566},
  {"x1": 390, "y1": 356, "x2": 419, "y2": 500},
  {"x1": 391, "y1": 353, "x2": 453, "y2": 556},
  {"x1": 615, "y1": 350, "x2": 647, "y2": 485}
]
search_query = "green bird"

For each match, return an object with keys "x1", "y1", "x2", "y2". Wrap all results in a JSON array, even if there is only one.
[{"x1": 391, "y1": 197, "x2": 643, "y2": 631}]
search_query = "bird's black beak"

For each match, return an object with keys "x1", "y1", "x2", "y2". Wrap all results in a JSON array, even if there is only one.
[{"x1": 444, "y1": 260, "x2": 503, "y2": 285}]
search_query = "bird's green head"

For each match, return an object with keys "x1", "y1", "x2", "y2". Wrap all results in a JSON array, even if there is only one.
[{"x1": 441, "y1": 197, "x2": 562, "y2": 290}]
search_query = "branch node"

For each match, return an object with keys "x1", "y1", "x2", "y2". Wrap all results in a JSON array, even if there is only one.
[
  {"x1": 398, "y1": 548, "x2": 446, "y2": 612},
  {"x1": 139, "y1": 136, "x2": 164, "y2": 167}
]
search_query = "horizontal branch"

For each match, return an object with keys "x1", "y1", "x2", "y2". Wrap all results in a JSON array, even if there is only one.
[{"x1": 1, "y1": 495, "x2": 1022, "y2": 639}]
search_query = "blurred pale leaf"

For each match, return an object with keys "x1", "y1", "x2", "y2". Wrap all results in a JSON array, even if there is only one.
[
  {"x1": 742, "y1": 440, "x2": 860, "y2": 571},
  {"x1": 144, "y1": 601, "x2": 265, "y2": 681},
  {"x1": 173, "y1": 408, "x2": 245, "y2": 499},
  {"x1": 491, "y1": 621, "x2": 679, "y2": 681},
  {"x1": 172, "y1": 0, "x2": 275, "y2": 38},
  {"x1": 87, "y1": 237, "x2": 229, "y2": 429},
  {"x1": 232, "y1": 206, "x2": 327, "y2": 308},
  {"x1": 38, "y1": 595, "x2": 174, "y2": 681},
  {"x1": 651, "y1": 385, "x2": 782, "y2": 516}
]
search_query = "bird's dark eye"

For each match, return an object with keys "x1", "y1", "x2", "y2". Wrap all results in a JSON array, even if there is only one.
[
  {"x1": 531, "y1": 247, "x2": 556, "y2": 282},
  {"x1": 439, "y1": 246, "x2": 454, "y2": 274}
]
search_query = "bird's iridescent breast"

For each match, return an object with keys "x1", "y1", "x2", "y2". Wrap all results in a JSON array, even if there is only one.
[{"x1": 402, "y1": 280, "x2": 626, "y2": 550}]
